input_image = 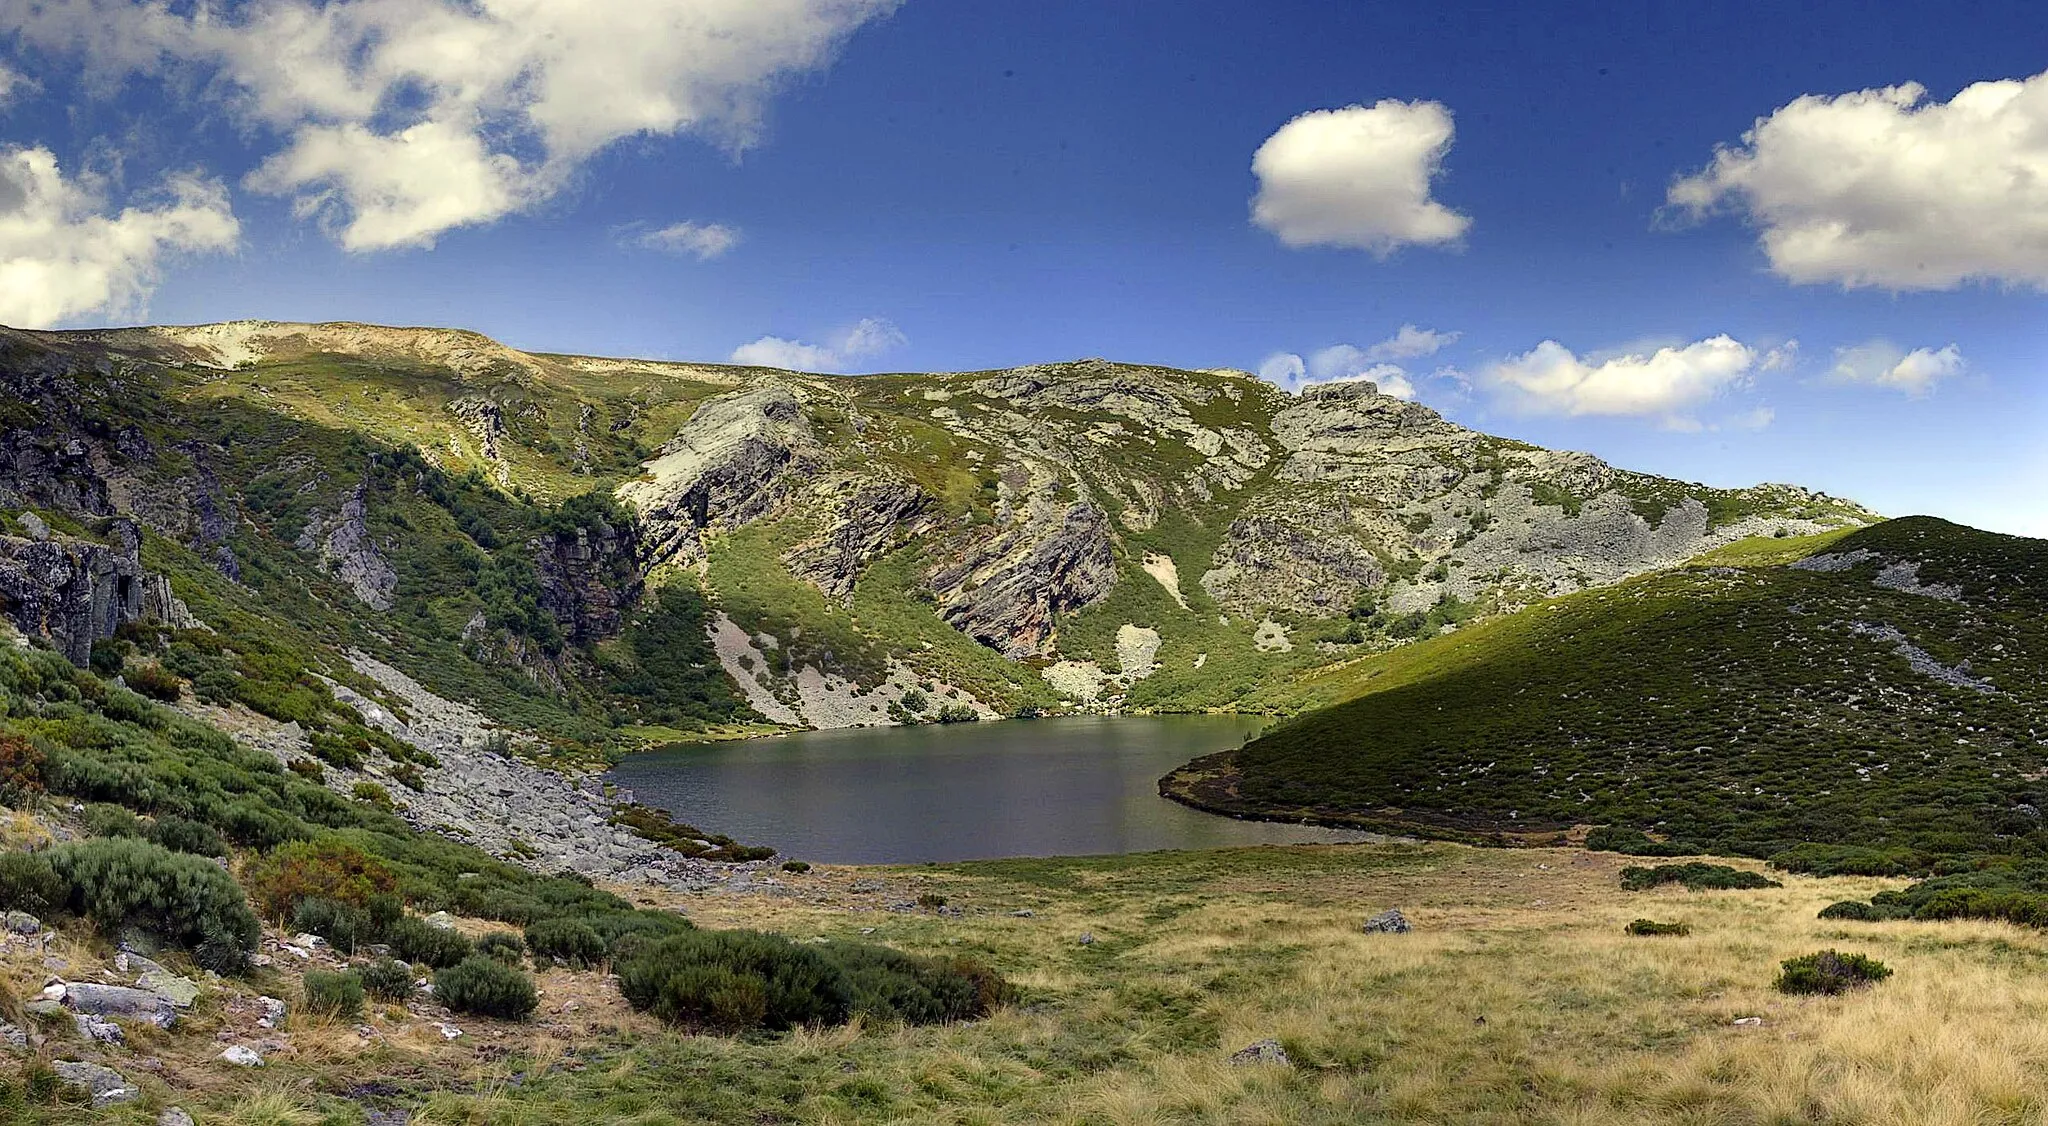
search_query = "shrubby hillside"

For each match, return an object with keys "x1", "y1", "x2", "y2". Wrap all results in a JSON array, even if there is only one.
[{"x1": 1167, "y1": 518, "x2": 2048, "y2": 865}]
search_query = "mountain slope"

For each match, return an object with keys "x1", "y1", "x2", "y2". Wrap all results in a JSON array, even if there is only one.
[
  {"x1": 1165, "y1": 518, "x2": 2048, "y2": 862},
  {"x1": 0, "y1": 320, "x2": 1874, "y2": 734}
]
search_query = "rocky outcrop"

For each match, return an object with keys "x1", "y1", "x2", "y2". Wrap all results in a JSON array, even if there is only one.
[
  {"x1": 620, "y1": 385, "x2": 822, "y2": 569},
  {"x1": 530, "y1": 517, "x2": 642, "y2": 647},
  {"x1": 783, "y1": 478, "x2": 936, "y2": 599},
  {"x1": 929, "y1": 502, "x2": 1117, "y2": 657},
  {"x1": 296, "y1": 485, "x2": 397, "y2": 611},
  {"x1": 0, "y1": 519, "x2": 197, "y2": 664},
  {"x1": 1202, "y1": 517, "x2": 1386, "y2": 613}
]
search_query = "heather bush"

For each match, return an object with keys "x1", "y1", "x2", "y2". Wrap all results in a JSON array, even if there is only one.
[
  {"x1": 1619, "y1": 863, "x2": 1780, "y2": 892},
  {"x1": 433, "y1": 956, "x2": 538, "y2": 1020},
  {"x1": 302, "y1": 970, "x2": 365, "y2": 1019},
  {"x1": 358, "y1": 957, "x2": 417, "y2": 1001},
  {"x1": 524, "y1": 918, "x2": 605, "y2": 969},
  {"x1": 475, "y1": 930, "x2": 526, "y2": 966},
  {"x1": 1818, "y1": 900, "x2": 1883, "y2": 921},
  {"x1": 0, "y1": 852, "x2": 61, "y2": 915},
  {"x1": 1775, "y1": 950, "x2": 1892, "y2": 995},
  {"x1": 244, "y1": 839, "x2": 397, "y2": 920},
  {"x1": 43, "y1": 838, "x2": 258, "y2": 968},
  {"x1": 386, "y1": 915, "x2": 472, "y2": 969},
  {"x1": 1625, "y1": 919, "x2": 1690, "y2": 936},
  {"x1": 147, "y1": 816, "x2": 227, "y2": 858},
  {"x1": 291, "y1": 897, "x2": 370, "y2": 953}
]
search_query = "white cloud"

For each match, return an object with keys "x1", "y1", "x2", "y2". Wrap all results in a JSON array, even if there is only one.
[
  {"x1": 1484, "y1": 335, "x2": 1761, "y2": 425},
  {"x1": 3, "y1": 0, "x2": 900, "y2": 251},
  {"x1": 0, "y1": 146, "x2": 238, "y2": 328},
  {"x1": 629, "y1": 220, "x2": 742, "y2": 260},
  {"x1": 1251, "y1": 100, "x2": 1471, "y2": 255},
  {"x1": 0, "y1": 63, "x2": 33, "y2": 106},
  {"x1": 1256, "y1": 347, "x2": 1415, "y2": 399},
  {"x1": 1829, "y1": 341, "x2": 1964, "y2": 395},
  {"x1": 1669, "y1": 70, "x2": 2048, "y2": 289},
  {"x1": 1364, "y1": 324, "x2": 1459, "y2": 361},
  {"x1": 730, "y1": 317, "x2": 905, "y2": 373}
]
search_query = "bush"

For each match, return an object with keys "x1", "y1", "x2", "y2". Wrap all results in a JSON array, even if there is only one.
[
  {"x1": 358, "y1": 957, "x2": 417, "y2": 1002},
  {"x1": 916, "y1": 892, "x2": 947, "y2": 909},
  {"x1": 244, "y1": 840, "x2": 398, "y2": 920},
  {"x1": 1619, "y1": 863, "x2": 1781, "y2": 892},
  {"x1": 933, "y1": 704, "x2": 978, "y2": 724},
  {"x1": 475, "y1": 931, "x2": 526, "y2": 966},
  {"x1": 524, "y1": 918, "x2": 605, "y2": 969},
  {"x1": 292, "y1": 897, "x2": 371, "y2": 954},
  {"x1": 1775, "y1": 950, "x2": 1892, "y2": 995},
  {"x1": 0, "y1": 734, "x2": 45, "y2": 803},
  {"x1": 386, "y1": 915, "x2": 472, "y2": 969},
  {"x1": 302, "y1": 970, "x2": 365, "y2": 1019},
  {"x1": 1625, "y1": 919, "x2": 1690, "y2": 936},
  {"x1": 352, "y1": 782, "x2": 394, "y2": 810},
  {"x1": 1585, "y1": 826, "x2": 1696, "y2": 857},
  {"x1": 147, "y1": 816, "x2": 227, "y2": 858},
  {"x1": 123, "y1": 664, "x2": 183, "y2": 703},
  {"x1": 619, "y1": 930, "x2": 847, "y2": 1033},
  {"x1": 618, "y1": 929, "x2": 1012, "y2": 1034},
  {"x1": 0, "y1": 852, "x2": 61, "y2": 915},
  {"x1": 43, "y1": 838, "x2": 259, "y2": 967},
  {"x1": 1818, "y1": 900, "x2": 1883, "y2": 921},
  {"x1": 433, "y1": 956, "x2": 538, "y2": 1020},
  {"x1": 780, "y1": 860, "x2": 810, "y2": 874},
  {"x1": 82, "y1": 803, "x2": 145, "y2": 839}
]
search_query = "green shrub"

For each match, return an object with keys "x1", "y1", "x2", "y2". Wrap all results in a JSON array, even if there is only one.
[
  {"x1": 433, "y1": 956, "x2": 538, "y2": 1020},
  {"x1": 933, "y1": 704, "x2": 978, "y2": 724},
  {"x1": 147, "y1": 816, "x2": 227, "y2": 858},
  {"x1": 1585, "y1": 826, "x2": 1696, "y2": 857},
  {"x1": 386, "y1": 915, "x2": 472, "y2": 969},
  {"x1": 618, "y1": 929, "x2": 1012, "y2": 1034},
  {"x1": 524, "y1": 918, "x2": 605, "y2": 969},
  {"x1": 0, "y1": 852, "x2": 61, "y2": 915},
  {"x1": 780, "y1": 860, "x2": 811, "y2": 874},
  {"x1": 302, "y1": 970, "x2": 365, "y2": 1019},
  {"x1": 81, "y1": 803, "x2": 145, "y2": 839},
  {"x1": 291, "y1": 897, "x2": 370, "y2": 954},
  {"x1": 123, "y1": 664, "x2": 183, "y2": 703},
  {"x1": 475, "y1": 931, "x2": 526, "y2": 966},
  {"x1": 619, "y1": 930, "x2": 847, "y2": 1032},
  {"x1": 43, "y1": 838, "x2": 259, "y2": 969},
  {"x1": 1625, "y1": 919, "x2": 1691, "y2": 936},
  {"x1": 352, "y1": 782, "x2": 394, "y2": 810},
  {"x1": 0, "y1": 734, "x2": 44, "y2": 805},
  {"x1": 358, "y1": 957, "x2": 417, "y2": 1002},
  {"x1": 1818, "y1": 900, "x2": 1883, "y2": 922},
  {"x1": 1619, "y1": 863, "x2": 1781, "y2": 892},
  {"x1": 1774, "y1": 950, "x2": 1892, "y2": 995},
  {"x1": 916, "y1": 892, "x2": 947, "y2": 909}
]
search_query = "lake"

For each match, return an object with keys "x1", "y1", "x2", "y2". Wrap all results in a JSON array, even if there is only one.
[{"x1": 606, "y1": 715, "x2": 1381, "y2": 864}]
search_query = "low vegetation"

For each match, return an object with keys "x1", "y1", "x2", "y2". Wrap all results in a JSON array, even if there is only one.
[{"x1": 1774, "y1": 950, "x2": 1892, "y2": 995}]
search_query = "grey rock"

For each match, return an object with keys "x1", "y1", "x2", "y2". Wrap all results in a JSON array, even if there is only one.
[
  {"x1": 63, "y1": 982, "x2": 177, "y2": 1027},
  {"x1": 1363, "y1": 909, "x2": 1412, "y2": 934},
  {"x1": 120, "y1": 951, "x2": 200, "y2": 1007},
  {"x1": 51, "y1": 1059, "x2": 137, "y2": 1106},
  {"x1": 256, "y1": 996, "x2": 287, "y2": 1029},
  {"x1": 1229, "y1": 1038, "x2": 1290, "y2": 1067},
  {"x1": 0, "y1": 532, "x2": 196, "y2": 665},
  {"x1": 1, "y1": 909, "x2": 39, "y2": 935},
  {"x1": 220, "y1": 1044, "x2": 265, "y2": 1067},
  {"x1": 158, "y1": 1110, "x2": 196, "y2": 1126},
  {"x1": 1076, "y1": 932, "x2": 1096, "y2": 946},
  {"x1": 365, "y1": 1111, "x2": 412, "y2": 1126},
  {"x1": 18, "y1": 511, "x2": 48, "y2": 540},
  {"x1": 1010, "y1": 909, "x2": 1035, "y2": 918},
  {"x1": 0, "y1": 1020, "x2": 26, "y2": 1050},
  {"x1": 75, "y1": 1013, "x2": 123, "y2": 1044}
]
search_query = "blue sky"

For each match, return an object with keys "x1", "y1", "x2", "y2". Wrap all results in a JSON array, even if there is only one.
[{"x1": 0, "y1": 1, "x2": 2044, "y2": 535}]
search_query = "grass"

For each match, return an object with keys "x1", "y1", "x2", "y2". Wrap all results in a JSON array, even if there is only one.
[{"x1": 21, "y1": 841, "x2": 2048, "y2": 1123}]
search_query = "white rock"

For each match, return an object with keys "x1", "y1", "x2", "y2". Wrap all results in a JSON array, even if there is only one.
[{"x1": 221, "y1": 1044, "x2": 265, "y2": 1067}]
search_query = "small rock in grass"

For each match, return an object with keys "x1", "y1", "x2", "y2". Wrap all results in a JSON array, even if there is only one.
[
  {"x1": 1732, "y1": 1016, "x2": 1764, "y2": 1027},
  {"x1": 221, "y1": 1044, "x2": 265, "y2": 1067},
  {"x1": 1077, "y1": 933, "x2": 1096, "y2": 946},
  {"x1": 0, "y1": 1020, "x2": 27, "y2": 1050},
  {"x1": 1363, "y1": 909, "x2": 1411, "y2": 934},
  {"x1": 75, "y1": 1014, "x2": 123, "y2": 1044},
  {"x1": 2, "y1": 910, "x2": 41, "y2": 935},
  {"x1": 434, "y1": 1022, "x2": 463, "y2": 1040},
  {"x1": 1229, "y1": 1039, "x2": 1290, "y2": 1067},
  {"x1": 1010, "y1": 909, "x2": 1034, "y2": 918},
  {"x1": 256, "y1": 997, "x2": 287, "y2": 1029},
  {"x1": 158, "y1": 1109, "x2": 196, "y2": 1126}
]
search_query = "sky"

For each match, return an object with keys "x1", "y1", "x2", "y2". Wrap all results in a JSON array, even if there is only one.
[{"x1": 0, "y1": 1, "x2": 2044, "y2": 536}]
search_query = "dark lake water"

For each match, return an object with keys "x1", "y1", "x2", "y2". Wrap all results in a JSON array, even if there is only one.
[{"x1": 606, "y1": 715, "x2": 1379, "y2": 864}]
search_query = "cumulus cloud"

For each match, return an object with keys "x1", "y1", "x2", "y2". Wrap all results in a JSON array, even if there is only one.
[
  {"x1": 1484, "y1": 335, "x2": 1765, "y2": 426},
  {"x1": 627, "y1": 220, "x2": 742, "y2": 260},
  {"x1": 1669, "y1": 69, "x2": 2048, "y2": 289},
  {"x1": 1364, "y1": 324, "x2": 1459, "y2": 361},
  {"x1": 0, "y1": 146, "x2": 238, "y2": 328},
  {"x1": 1251, "y1": 100, "x2": 1471, "y2": 255},
  {"x1": 1829, "y1": 340, "x2": 1964, "y2": 395},
  {"x1": 3, "y1": 0, "x2": 900, "y2": 251},
  {"x1": 1255, "y1": 325, "x2": 1461, "y2": 398},
  {"x1": 731, "y1": 317, "x2": 905, "y2": 373}
]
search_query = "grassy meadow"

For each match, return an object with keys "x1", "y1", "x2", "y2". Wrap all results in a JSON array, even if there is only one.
[{"x1": 23, "y1": 841, "x2": 2048, "y2": 1125}]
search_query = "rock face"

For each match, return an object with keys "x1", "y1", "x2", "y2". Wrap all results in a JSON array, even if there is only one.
[
  {"x1": 620, "y1": 384, "x2": 822, "y2": 569},
  {"x1": 297, "y1": 484, "x2": 398, "y2": 610},
  {"x1": 783, "y1": 479, "x2": 937, "y2": 599},
  {"x1": 929, "y1": 502, "x2": 1118, "y2": 658},
  {"x1": 0, "y1": 521, "x2": 196, "y2": 664},
  {"x1": 530, "y1": 517, "x2": 642, "y2": 647}
]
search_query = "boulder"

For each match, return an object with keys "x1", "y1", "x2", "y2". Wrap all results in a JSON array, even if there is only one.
[
  {"x1": 62, "y1": 982, "x2": 177, "y2": 1028},
  {"x1": 1363, "y1": 908, "x2": 1412, "y2": 934},
  {"x1": 0, "y1": 1020, "x2": 26, "y2": 1051},
  {"x1": 51, "y1": 1060, "x2": 137, "y2": 1106},
  {"x1": 74, "y1": 1014, "x2": 123, "y2": 1044},
  {"x1": 158, "y1": 1110, "x2": 196, "y2": 1126},
  {"x1": 221, "y1": 1044, "x2": 265, "y2": 1067},
  {"x1": 1, "y1": 909, "x2": 39, "y2": 935}
]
